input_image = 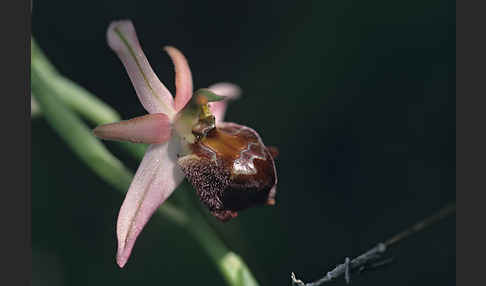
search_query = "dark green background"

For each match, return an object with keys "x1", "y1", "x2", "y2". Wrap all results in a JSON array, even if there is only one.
[{"x1": 32, "y1": 0, "x2": 455, "y2": 285}]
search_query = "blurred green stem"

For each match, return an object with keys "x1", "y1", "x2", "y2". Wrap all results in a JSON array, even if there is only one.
[
  {"x1": 31, "y1": 39, "x2": 119, "y2": 125},
  {"x1": 179, "y1": 184, "x2": 259, "y2": 286},
  {"x1": 31, "y1": 38, "x2": 258, "y2": 286}
]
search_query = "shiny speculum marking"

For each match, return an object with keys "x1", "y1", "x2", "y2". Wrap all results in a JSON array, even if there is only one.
[{"x1": 200, "y1": 124, "x2": 267, "y2": 176}]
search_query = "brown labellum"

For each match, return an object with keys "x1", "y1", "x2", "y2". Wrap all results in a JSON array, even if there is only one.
[{"x1": 178, "y1": 122, "x2": 277, "y2": 221}]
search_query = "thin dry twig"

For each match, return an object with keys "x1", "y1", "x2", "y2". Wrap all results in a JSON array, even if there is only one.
[{"x1": 291, "y1": 203, "x2": 456, "y2": 285}]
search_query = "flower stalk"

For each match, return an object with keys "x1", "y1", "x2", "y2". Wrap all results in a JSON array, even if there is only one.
[
  {"x1": 31, "y1": 39, "x2": 121, "y2": 125},
  {"x1": 31, "y1": 58, "x2": 134, "y2": 193},
  {"x1": 174, "y1": 181, "x2": 258, "y2": 286}
]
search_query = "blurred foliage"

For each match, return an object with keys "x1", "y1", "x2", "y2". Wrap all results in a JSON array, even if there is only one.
[{"x1": 32, "y1": 0, "x2": 455, "y2": 285}]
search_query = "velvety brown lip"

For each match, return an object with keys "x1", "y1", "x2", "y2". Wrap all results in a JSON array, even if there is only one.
[{"x1": 180, "y1": 122, "x2": 277, "y2": 222}]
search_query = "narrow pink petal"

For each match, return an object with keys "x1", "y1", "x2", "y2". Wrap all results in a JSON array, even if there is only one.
[
  {"x1": 207, "y1": 82, "x2": 242, "y2": 123},
  {"x1": 107, "y1": 20, "x2": 176, "y2": 117},
  {"x1": 116, "y1": 140, "x2": 184, "y2": 267},
  {"x1": 164, "y1": 46, "x2": 193, "y2": 112},
  {"x1": 93, "y1": 113, "x2": 171, "y2": 144}
]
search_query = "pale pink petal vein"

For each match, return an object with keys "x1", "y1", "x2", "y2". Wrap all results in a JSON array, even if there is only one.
[
  {"x1": 107, "y1": 20, "x2": 175, "y2": 116},
  {"x1": 116, "y1": 140, "x2": 184, "y2": 267}
]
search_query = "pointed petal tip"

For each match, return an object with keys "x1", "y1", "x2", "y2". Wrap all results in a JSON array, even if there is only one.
[
  {"x1": 116, "y1": 249, "x2": 131, "y2": 268},
  {"x1": 108, "y1": 19, "x2": 132, "y2": 28},
  {"x1": 92, "y1": 125, "x2": 103, "y2": 137},
  {"x1": 116, "y1": 254, "x2": 127, "y2": 268},
  {"x1": 208, "y1": 82, "x2": 242, "y2": 100},
  {"x1": 107, "y1": 20, "x2": 136, "y2": 52},
  {"x1": 162, "y1": 45, "x2": 176, "y2": 53},
  {"x1": 92, "y1": 114, "x2": 172, "y2": 144},
  {"x1": 116, "y1": 225, "x2": 133, "y2": 269},
  {"x1": 92, "y1": 124, "x2": 116, "y2": 141},
  {"x1": 164, "y1": 46, "x2": 193, "y2": 111},
  {"x1": 107, "y1": 20, "x2": 132, "y2": 30},
  {"x1": 162, "y1": 46, "x2": 185, "y2": 60},
  {"x1": 207, "y1": 82, "x2": 242, "y2": 123}
]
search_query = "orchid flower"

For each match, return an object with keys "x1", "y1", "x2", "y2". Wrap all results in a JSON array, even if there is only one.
[{"x1": 93, "y1": 20, "x2": 278, "y2": 268}]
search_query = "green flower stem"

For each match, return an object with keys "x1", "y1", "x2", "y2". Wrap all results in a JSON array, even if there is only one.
[
  {"x1": 32, "y1": 62, "x2": 132, "y2": 191},
  {"x1": 176, "y1": 183, "x2": 259, "y2": 286},
  {"x1": 31, "y1": 38, "x2": 259, "y2": 286},
  {"x1": 190, "y1": 216, "x2": 258, "y2": 286},
  {"x1": 31, "y1": 39, "x2": 119, "y2": 125},
  {"x1": 47, "y1": 75, "x2": 120, "y2": 125}
]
